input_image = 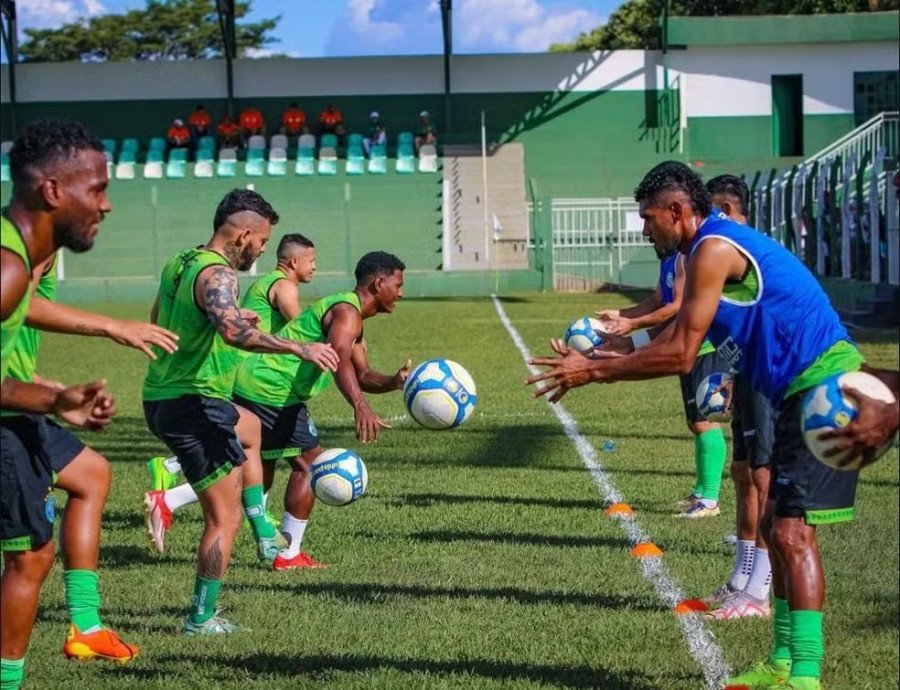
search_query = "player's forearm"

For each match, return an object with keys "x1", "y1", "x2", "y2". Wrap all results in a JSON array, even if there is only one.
[
  {"x1": 334, "y1": 365, "x2": 367, "y2": 408},
  {"x1": 625, "y1": 302, "x2": 679, "y2": 330},
  {"x1": 26, "y1": 297, "x2": 117, "y2": 337},
  {"x1": 219, "y1": 318, "x2": 297, "y2": 355},
  {"x1": 0, "y1": 378, "x2": 58, "y2": 414},
  {"x1": 591, "y1": 328, "x2": 697, "y2": 383},
  {"x1": 358, "y1": 370, "x2": 398, "y2": 394},
  {"x1": 618, "y1": 294, "x2": 664, "y2": 319}
]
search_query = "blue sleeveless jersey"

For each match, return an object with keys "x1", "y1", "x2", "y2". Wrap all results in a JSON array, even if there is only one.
[
  {"x1": 689, "y1": 214, "x2": 852, "y2": 405},
  {"x1": 659, "y1": 255, "x2": 678, "y2": 305}
]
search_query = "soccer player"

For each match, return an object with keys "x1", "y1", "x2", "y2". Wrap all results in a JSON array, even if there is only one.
[
  {"x1": 146, "y1": 232, "x2": 317, "y2": 517},
  {"x1": 700, "y1": 175, "x2": 776, "y2": 619},
  {"x1": 232, "y1": 251, "x2": 409, "y2": 569},
  {"x1": 527, "y1": 161, "x2": 899, "y2": 690},
  {"x1": 597, "y1": 239, "x2": 729, "y2": 519},
  {"x1": 141, "y1": 189, "x2": 338, "y2": 634},
  {"x1": 1, "y1": 119, "x2": 120, "y2": 690}
]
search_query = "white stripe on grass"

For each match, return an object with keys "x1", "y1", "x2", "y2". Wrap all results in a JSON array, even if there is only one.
[{"x1": 491, "y1": 295, "x2": 731, "y2": 689}]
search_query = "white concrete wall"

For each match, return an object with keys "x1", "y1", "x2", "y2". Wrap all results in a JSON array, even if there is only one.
[{"x1": 671, "y1": 41, "x2": 899, "y2": 117}]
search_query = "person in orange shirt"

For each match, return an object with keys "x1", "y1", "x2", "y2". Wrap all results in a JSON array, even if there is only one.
[
  {"x1": 166, "y1": 118, "x2": 191, "y2": 155},
  {"x1": 217, "y1": 114, "x2": 243, "y2": 149},
  {"x1": 318, "y1": 104, "x2": 345, "y2": 145},
  {"x1": 281, "y1": 102, "x2": 308, "y2": 137},
  {"x1": 239, "y1": 106, "x2": 266, "y2": 139},
  {"x1": 189, "y1": 104, "x2": 212, "y2": 139}
]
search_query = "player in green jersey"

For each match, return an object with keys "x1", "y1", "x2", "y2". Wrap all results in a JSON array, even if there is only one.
[
  {"x1": 142, "y1": 189, "x2": 337, "y2": 635},
  {"x1": 232, "y1": 251, "x2": 409, "y2": 569},
  {"x1": 1, "y1": 120, "x2": 119, "y2": 690},
  {"x1": 146, "y1": 233, "x2": 317, "y2": 536}
]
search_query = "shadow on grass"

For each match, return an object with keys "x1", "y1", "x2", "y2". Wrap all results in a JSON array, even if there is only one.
[
  {"x1": 408, "y1": 529, "x2": 629, "y2": 550},
  {"x1": 390, "y1": 492, "x2": 601, "y2": 511},
  {"x1": 100, "y1": 544, "x2": 197, "y2": 568},
  {"x1": 39, "y1": 602, "x2": 186, "y2": 634},
  {"x1": 106, "y1": 650, "x2": 662, "y2": 689},
  {"x1": 234, "y1": 580, "x2": 659, "y2": 613}
]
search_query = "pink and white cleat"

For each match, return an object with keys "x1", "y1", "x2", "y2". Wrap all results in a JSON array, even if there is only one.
[
  {"x1": 703, "y1": 592, "x2": 771, "y2": 620},
  {"x1": 144, "y1": 490, "x2": 172, "y2": 553}
]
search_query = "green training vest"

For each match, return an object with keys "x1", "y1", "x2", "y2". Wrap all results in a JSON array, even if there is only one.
[{"x1": 1, "y1": 216, "x2": 33, "y2": 384}]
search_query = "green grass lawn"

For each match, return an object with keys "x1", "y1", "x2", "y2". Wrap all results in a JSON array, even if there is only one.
[{"x1": 18, "y1": 293, "x2": 900, "y2": 689}]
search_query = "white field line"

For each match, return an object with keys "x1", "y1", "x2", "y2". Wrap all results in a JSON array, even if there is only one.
[{"x1": 491, "y1": 295, "x2": 731, "y2": 689}]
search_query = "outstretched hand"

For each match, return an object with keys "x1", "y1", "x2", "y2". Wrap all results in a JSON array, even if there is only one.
[
  {"x1": 595, "y1": 310, "x2": 633, "y2": 336},
  {"x1": 394, "y1": 358, "x2": 412, "y2": 390},
  {"x1": 819, "y1": 386, "x2": 900, "y2": 469},
  {"x1": 354, "y1": 400, "x2": 391, "y2": 443},
  {"x1": 526, "y1": 338, "x2": 596, "y2": 403},
  {"x1": 108, "y1": 321, "x2": 179, "y2": 360}
]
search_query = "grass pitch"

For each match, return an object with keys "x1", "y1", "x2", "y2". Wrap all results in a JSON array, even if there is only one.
[{"x1": 20, "y1": 293, "x2": 900, "y2": 689}]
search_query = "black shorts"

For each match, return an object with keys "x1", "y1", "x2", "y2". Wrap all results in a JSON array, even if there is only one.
[
  {"x1": 679, "y1": 350, "x2": 731, "y2": 425},
  {"x1": 731, "y1": 374, "x2": 777, "y2": 467},
  {"x1": 769, "y1": 392, "x2": 859, "y2": 524},
  {"x1": 0, "y1": 415, "x2": 58, "y2": 551},
  {"x1": 143, "y1": 395, "x2": 244, "y2": 492},
  {"x1": 233, "y1": 395, "x2": 320, "y2": 462}
]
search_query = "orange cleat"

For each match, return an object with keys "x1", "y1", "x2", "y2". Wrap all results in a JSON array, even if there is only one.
[
  {"x1": 62, "y1": 625, "x2": 139, "y2": 664},
  {"x1": 272, "y1": 551, "x2": 328, "y2": 570}
]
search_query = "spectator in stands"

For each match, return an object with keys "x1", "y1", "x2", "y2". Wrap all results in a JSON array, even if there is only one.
[
  {"x1": 189, "y1": 104, "x2": 212, "y2": 140},
  {"x1": 217, "y1": 114, "x2": 243, "y2": 149},
  {"x1": 415, "y1": 110, "x2": 437, "y2": 153},
  {"x1": 239, "y1": 105, "x2": 266, "y2": 140},
  {"x1": 281, "y1": 102, "x2": 309, "y2": 137},
  {"x1": 318, "y1": 104, "x2": 345, "y2": 145},
  {"x1": 166, "y1": 118, "x2": 191, "y2": 155},
  {"x1": 363, "y1": 111, "x2": 387, "y2": 157}
]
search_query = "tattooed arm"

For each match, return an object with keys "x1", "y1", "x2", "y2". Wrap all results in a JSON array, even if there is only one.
[{"x1": 195, "y1": 265, "x2": 338, "y2": 370}]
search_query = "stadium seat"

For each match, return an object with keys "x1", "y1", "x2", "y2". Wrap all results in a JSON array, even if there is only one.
[
  {"x1": 396, "y1": 142, "x2": 415, "y2": 174},
  {"x1": 101, "y1": 138, "x2": 116, "y2": 156},
  {"x1": 145, "y1": 150, "x2": 164, "y2": 164},
  {"x1": 267, "y1": 148, "x2": 287, "y2": 176},
  {"x1": 148, "y1": 137, "x2": 166, "y2": 153},
  {"x1": 118, "y1": 150, "x2": 136, "y2": 164},
  {"x1": 168, "y1": 148, "x2": 188, "y2": 162},
  {"x1": 298, "y1": 133, "x2": 316, "y2": 150},
  {"x1": 193, "y1": 160, "x2": 214, "y2": 178},
  {"x1": 245, "y1": 158, "x2": 265, "y2": 176},
  {"x1": 143, "y1": 161, "x2": 163, "y2": 179},
  {"x1": 247, "y1": 134, "x2": 266, "y2": 150},
  {"x1": 397, "y1": 131, "x2": 414, "y2": 147},
  {"x1": 0, "y1": 161, "x2": 9, "y2": 183},
  {"x1": 195, "y1": 148, "x2": 214, "y2": 163},
  {"x1": 197, "y1": 135, "x2": 216, "y2": 152},
  {"x1": 270, "y1": 134, "x2": 289, "y2": 151},
  {"x1": 418, "y1": 144, "x2": 438, "y2": 173},
  {"x1": 347, "y1": 133, "x2": 364, "y2": 149},
  {"x1": 295, "y1": 147, "x2": 315, "y2": 176},
  {"x1": 318, "y1": 146, "x2": 338, "y2": 175},
  {"x1": 217, "y1": 147, "x2": 237, "y2": 177},
  {"x1": 166, "y1": 159, "x2": 187, "y2": 178},
  {"x1": 247, "y1": 148, "x2": 265, "y2": 162},
  {"x1": 368, "y1": 144, "x2": 387, "y2": 174},
  {"x1": 320, "y1": 133, "x2": 338, "y2": 150},
  {"x1": 120, "y1": 138, "x2": 140, "y2": 154},
  {"x1": 114, "y1": 162, "x2": 135, "y2": 180},
  {"x1": 346, "y1": 145, "x2": 365, "y2": 175}
]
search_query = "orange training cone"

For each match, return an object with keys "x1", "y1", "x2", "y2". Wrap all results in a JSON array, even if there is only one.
[
  {"x1": 674, "y1": 598, "x2": 710, "y2": 615},
  {"x1": 630, "y1": 542, "x2": 663, "y2": 558},
  {"x1": 604, "y1": 502, "x2": 634, "y2": 516}
]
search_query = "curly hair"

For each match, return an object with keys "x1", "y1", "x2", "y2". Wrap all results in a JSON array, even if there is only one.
[
  {"x1": 634, "y1": 161, "x2": 711, "y2": 217},
  {"x1": 276, "y1": 232, "x2": 314, "y2": 260},
  {"x1": 9, "y1": 119, "x2": 104, "y2": 185},
  {"x1": 213, "y1": 188, "x2": 280, "y2": 231},
  {"x1": 354, "y1": 251, "x2": 406, "y2": 283},
  {"x1": 706, "y1": 174, "x2": 750, "y2": 216}
]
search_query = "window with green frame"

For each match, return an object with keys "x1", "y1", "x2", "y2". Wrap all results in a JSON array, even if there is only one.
[{"x1": 853, "y1": 71, "x2": 899, "y2": 126}]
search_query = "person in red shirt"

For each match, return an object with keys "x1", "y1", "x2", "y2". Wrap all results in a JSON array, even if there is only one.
[
  {"x1": 189, "y1": 104, "x2": 212, "y2": 138},
  {"x1": 318, "y1": 104, "x2": 345, "y2": 145},
  {"x1": 217, "y1": 114, "x2": 243, "y2": 149},
  {"x1": 239, "y1": 106, "x2": 266, "y2": 139},
  {"x1": 166, "y1": 118, "x2": 191, "y2": 155},
  {"x1": 281, "y1": 102, "x2": 308, "y2": 137}
]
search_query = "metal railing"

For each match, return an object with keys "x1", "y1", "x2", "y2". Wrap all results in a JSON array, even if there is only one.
[{"x1": 807, "y1": 111, "x2": 899, "y2": 168}]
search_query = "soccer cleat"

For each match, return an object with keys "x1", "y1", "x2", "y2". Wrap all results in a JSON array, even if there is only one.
[
  {"x1": 769, "y1": 678, "x2": 822, "y2": 690},
  {"x1": 183, "y1": 611, "x2": 240, "y2": 636},
  {"x1": 272, "y1": 551, "x2": 329, "y2": 570},
  {"x1": 144, "y1": 490, "x2": 172, "y2": 553},
  {"x1": 62, "y1": 625, "x2": 139, "y2": 664},
  {"x1": 702, "y1": 583, "x2": 742, "y2": 609},
  {"x1": 256, "y1": 532, "x2": 289, "y2": 563},
  {"x1": 722, "y1": 659, "x2": 791, "y2": 689},
  {"x1": 675, "y1": 492, "x2": 701, "y2": 509},
  {"x1": 704, "y1": 592, "x2": 771, "y2": 620},
  {"x1": 147, "y1": 456, "x2": 178, "y2": 491},
  {"x1": 676, "y1": 500, "x2": 720, "y2": 519}
]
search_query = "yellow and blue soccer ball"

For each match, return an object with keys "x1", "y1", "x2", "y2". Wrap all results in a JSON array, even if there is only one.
[
  {"x1": 696, "y1": 372, "x2": 734, "y2": 422},
  {"x1": 310, "y1": 448, "x2": 368, "y2": 506},
  {"x1": 801, "y1": 371, "x2": 897, "y2": 470},
  {"x1": 403, "y1": 358, "x2": 477, "y2": 430},
  {"x1": 564, "y1": 317, "x2": 605, "y2": 355}
]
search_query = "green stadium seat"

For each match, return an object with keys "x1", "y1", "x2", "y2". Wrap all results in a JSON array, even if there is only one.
[
  {"x1": 118, "y1": 150, "x2": 136, "y2": 164},
  {"x1": 318, "y1": 146, "x2": 338, "y2": 175},
  {"x1": 0, "y1": 162, "x2": 9, "y2": 183},
  {"x1": 0, "y1": 151, "x2": 8, "y2": 164},
  {"x1": 143, "y1": 161, "x2": 163, "y2": 179},
  {"x1": 418, "y1": 144, "x2": 438, "y2": 173},
  {"x1": 396, "y1": 142, "x2": 415, "y2": 174},
  {"x1": 193, "y1": 160, "x2": 214, "y2": 178},
  {"x1": 148, "y1": 137, "x2": 166, "y2": 153},
  {"x1": 245, "y1": 159, "x2": 265, "y2": 176},
  {"x1": 347, "y1": 133, "x2": 364, "y2": 149},
  {"x1": 320, "y1": 133, "x2": 338, "y2": 149},
  {"x1": 168, "y1": 148, "x2": 188, "y2": 162},
  {"x1": 397, "y1": 131, "x2": 414, "y2": 147},
  {"x1": 267, "y1": 148, "x2": 287, "y2": 176},
  {"x1": 346, "y1": 145, "x2": 365, "y2": 175},
  {"x1": 295, "y1": 147, "x2": 315, "y2": 176},
  {"x1": 217, "y1": 147, "x2": 237, "y2": 177},
  {"x1": 145, "y1": 150, "x2": 164, "y2": 164},
  {"x1": 368, "y1": 144, "x2": 387, "y2": 174},
  {"x1": 197, "y1": 136, "x2": 216, "y2": 152},
  {"x1": 195, "y1": 148, "x2": 214, "y2": 163},
  {"x1": 120, "y1": 138, "x2": 139, "y2": 154},
  {"x1": 247, "y1": 148, "x2": 265, "y2": 162},
  {"x1": 101, "y1": 138, "x2": 117, "y2": 155},
  {"x1": 114, "y1": 162, "x2": 135, "y2": 180},
  {"x1": 166, "y1": 160, "x2": 187, "y2": 178},
  {"x1": 298, "y1": 134, "x2": 316, "y2": 150}
]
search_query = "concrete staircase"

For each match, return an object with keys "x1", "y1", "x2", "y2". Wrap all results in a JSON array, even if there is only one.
[{"x1": 442, "y1": 143, "x2": 529, "y2": 270}]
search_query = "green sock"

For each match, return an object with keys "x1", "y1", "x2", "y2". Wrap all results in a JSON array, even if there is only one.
[
  {"x1": 790, "y1": 609, "x2": 824, "y2": 678},
  {"x1": 695, "y1": 428, "x2": 727, "y2": 501},
  {"x1": 0, "y1": 658, "x2": 24, "y2": 690},
  {"x1": 62, "y1": 569, "x2": 104, "y2": 633},
  {"x1": 242, "y1": 484, "x2": 275, "y2": 540},
  {"x1": 769, "y1": 597, "x2": 792, "y2": 664},
  {"x1": 189, "y1": 576, "x2": 222, "y2": 625}
]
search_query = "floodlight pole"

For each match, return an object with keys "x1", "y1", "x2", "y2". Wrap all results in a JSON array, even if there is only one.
[
  {"x1": 217, "y1": 0, "x2": 237, "y2": 118},
  {"x1": 440, "y1": 0, "x2": 452, "y2": 135},
  {"x1": 0, "y1": 0, "x2": 18, "y2": 135}
]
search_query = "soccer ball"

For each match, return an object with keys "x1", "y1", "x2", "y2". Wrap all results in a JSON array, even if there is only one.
[
  {"x1": 801, "y1": 371, "x2": 897, "y2": 471},
  {"x1": 564, "y1": 317, "x2": 605, "y2": 355},
  {"x1": 403, "y1": 358, "x2": 477, "y2": 430},
  {"x1": 310, "y1": 448, "x2": 368, "y2": 506},
  {"x1": 696, "y1": 372, "x2": 734, "y2": 422}
]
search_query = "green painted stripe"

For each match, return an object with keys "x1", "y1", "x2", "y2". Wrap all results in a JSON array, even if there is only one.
[
  {"x1": 0, "y1": 536, "x2": 33, "y2": 551},
  {"x1": 191, "y1": 463, "x2": 233, "y2": 493},
  {"x1": 806, "y1": 507, "x2": 855, "y2": 525}
]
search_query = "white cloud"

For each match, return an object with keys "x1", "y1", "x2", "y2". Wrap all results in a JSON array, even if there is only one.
[
  {"x1": 245, "y1": 47, "x2": 303, "y2": 59},
  {"x1": 18, "y1": 0, "x2": 107, "y2": 28}
]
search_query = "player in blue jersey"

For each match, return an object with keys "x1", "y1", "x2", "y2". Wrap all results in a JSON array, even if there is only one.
[{"x1": 527, "y1": 161, "x2": 899, "y2": 690}]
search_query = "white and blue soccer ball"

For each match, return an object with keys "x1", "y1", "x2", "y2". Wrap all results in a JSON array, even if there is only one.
[
  {"x1": 403, "y1": 358, "x2": 477, "y2": 430},
  {"x1": 801, "y1": 371, "x2": 897, "y2": 471},
  {"x1": 564, "y1": 317, "x2": 605, "y2": 355},
  {"x1": 310, "y1": 448, "x2": 368, "y2": 506},
  {"x1": 696, "y1": 372, "x2": 734, "y2": 422}
]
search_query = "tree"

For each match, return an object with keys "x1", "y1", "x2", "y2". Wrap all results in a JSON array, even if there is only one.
[
  {"x1": 19, "y1": 0, "x2": 280, "y2": 62},
  {"x1": 549, "y1": 0, "x2": 897, "y2": 52}
]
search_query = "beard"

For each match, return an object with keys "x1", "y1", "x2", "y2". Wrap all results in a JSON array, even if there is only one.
[
  {"x1": 653, "y1": 244, "x2": 677, "y2": 260},
  {"x1": 57, "y1": 226, "x2": 95, "y2": 253},
  {"x1": 225, "y1": 243, "x2": 259, "y2": 271}
]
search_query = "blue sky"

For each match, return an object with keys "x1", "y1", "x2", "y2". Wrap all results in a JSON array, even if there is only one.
[{"x1": 6, "y1": 0, "x2": 621, "y2": 59}]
